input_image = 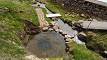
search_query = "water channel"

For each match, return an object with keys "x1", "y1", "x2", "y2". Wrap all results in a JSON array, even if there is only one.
[
  {"x1": 40, "y1": 2, "x2": 85, "y2": 44},
  {"x1": 27, "y1": 2, "x2": 85, "y2": 58}
]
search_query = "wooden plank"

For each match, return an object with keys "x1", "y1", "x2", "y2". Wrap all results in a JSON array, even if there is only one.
[
  {"x1": 80, "y1": 21, "x2": 107, "y2": 30},
  {"x1": 46, "y1": 14, "x2": 61, "y2": 18},
  {"x1": 85, "y1": 0, "x2": 107, "y2": 6}
]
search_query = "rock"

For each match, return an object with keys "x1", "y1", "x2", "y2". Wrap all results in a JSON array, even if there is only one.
[
  {"x1": 53, "y1": 25, "x2": 59, "y2": 30},
  {"x1": 49, "y1": 24, "x2": 54, "y2": 28},
  {"x1": 104, "y1": 51, "x2": 107, "y2": 54},
  {"x1": 65, "y1": 35, "x2": 72, "y2": 38},
  {"x1": 55, "y1": 29, "x2": 60, "y2": 32},
  {"x1": 77, "y1": 34, "x2": 87, "y2": 42},
  {"x1": 48, "y1": 28, "x2": 54, "y2": 31},
  {"x1": 79, "y1": 32, "x2": 87, "y2": 37},
  {"x1": 65, "y1": 41, "x2": 70, "y2": 44},
  {"x1": 42, "y1": 27, "x2": 48, "y2": 31},
  {"x1": 25, "y1": 54, "x2": 48, "y2": 60},
  {"x1": 66, "y1": 38, "x2": 71, "y2": 41},
  {"x1": 59, "y1": 30, "x2": 63, "y2": 33},
  {"x1": 62, "y1": 31, "x2": 67, "y2": 35},
  {"x1": 81, "y1": 14, "x2": 85, "y2": 17}
]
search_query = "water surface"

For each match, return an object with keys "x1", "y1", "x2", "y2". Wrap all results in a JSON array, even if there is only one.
[{"x1": 26, "y1": 31, "x2": 66, "y2": 58}]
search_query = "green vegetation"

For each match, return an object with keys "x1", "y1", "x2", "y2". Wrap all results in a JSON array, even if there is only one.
[
  {"x1": 68, "y1": 41, "x2": 103, "y2": 60},
  {"x1": 0, "y1": 0, "x2": 107, "y2": 59},
  {"x1": 86, "y1": 31, "x2": 107, "y2": 51},
  {"x1": 49, "y1": 58, "x2": 63, "y2": 60},
  {"x1": 45, "y1": 0, "x2": 107, "y2": 58},
  {"x1": 44, "y1": 0, "x2": 105, "y2": 60},
  {"x1": 42, "y1": 8, "x2": 52, "y2": 24},
  {"x1": 92, "y1": 31, "x2": 107, "y2": 50},
  {"x1": 0, "y1": 0, "x2": 39, "y2": 59},
  {"x1": 45, "y1": 0, "x2": 84, "y2": 22}
]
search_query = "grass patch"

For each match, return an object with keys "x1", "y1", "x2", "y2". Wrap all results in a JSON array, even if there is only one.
[
  {"x1": 45, "y1": 0, "x2": 84, "y2": 22},
  {"x1": 0, "y1": 0, "x2": 39, "y2": 59},
  {"x1": 49, "y1": 58, "x2": 63, "y2": 60},
  {"x1": 42, "y1": 8, "x2": 52, "y2": 24},
  {"x1": 68, "y1": 41, "x2": 103, "y2": 60},
  {"x1": 86, "y1": 31, "x2": 107, "y2": 50},
  {"x1": 45, "y1": 0, "x2": 107, "y2": 59},
  {"x1": 94, "y1": 31, "x2": 107, "y2": 50},
  {"x1": 40, "y1": 0, "x2": 104, "y2": 60}
]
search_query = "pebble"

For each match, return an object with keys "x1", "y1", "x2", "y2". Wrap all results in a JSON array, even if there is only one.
[
  {"x1": 55, "y1": 29, "x2": 60, "y2": 32},
  {"x1": 65, "y1": 35, "x2": 72, "y2": 38},
  {"x1": 65, "y1": 41, "x2": 70, "y2": 44},
  {"x1": 48, "y1": 28, "x2": 54, "y2": 31},
  {"x1": 79, "y1": 32, "x2": 87, "y2": 36},
  {"x1": 66, "y1": 38, "x2": 71, "y2": 41},
  {"x1": 42, "y1": 27, "x2": 48, "y2": 31},
  {"x1": 104, "y1": 51, "x2": 107, "y2": 54},
  {"x1": 59, "y1": 30, "x2": 63, "y2": 33}
]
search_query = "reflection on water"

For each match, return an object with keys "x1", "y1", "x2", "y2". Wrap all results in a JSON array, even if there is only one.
[{"x1": 26, "y1": 31, "x2": 66, "y2": 58}]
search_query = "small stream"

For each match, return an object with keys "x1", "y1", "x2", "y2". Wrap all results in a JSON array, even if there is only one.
[
  {"x1": 53, "y1": 19, "x2": 84, "y2": 44},
  {"x1": 39, "y1": 2, "x2": 85, "y2": 44},
  {"x1": 36, "y1": 2, "x2": 107, "y2": 59},
  {"x1": 29, "y1": 2, "x2": 85, "y2": 58}
]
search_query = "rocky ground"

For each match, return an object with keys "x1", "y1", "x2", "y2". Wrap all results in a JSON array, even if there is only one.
[{"x1": 53, "y1": 0, "x2": 107, "y2": 20}]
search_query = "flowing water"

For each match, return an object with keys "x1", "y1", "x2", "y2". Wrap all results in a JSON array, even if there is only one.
[
  {"x1": 40, "y1": 3, "x2": 85, "y2": 44},
  {"x1": 27, "y1": 2, "x2": 84, "y2": 58}
]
